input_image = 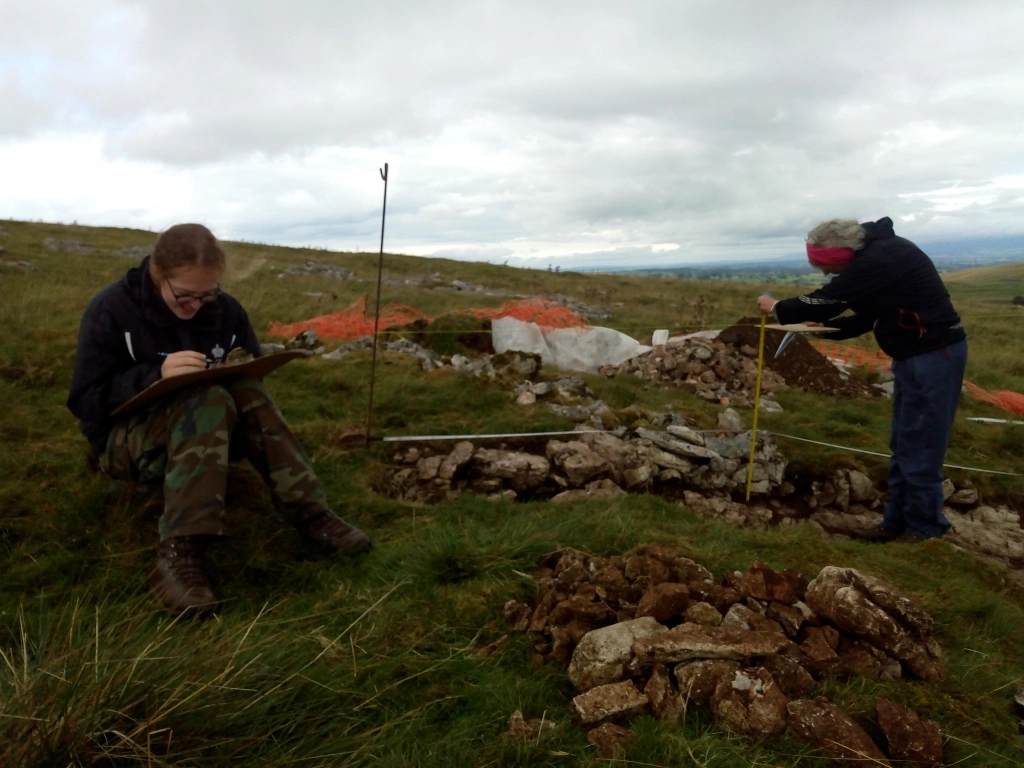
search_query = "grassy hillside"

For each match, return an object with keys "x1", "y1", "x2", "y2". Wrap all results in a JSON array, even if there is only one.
[
  {"x1": 2, "y1": 219, "x2": 1024, "y2": 766},
  {"x1": 941, "y1": 262, "x2": 1024, "y2": 302}
]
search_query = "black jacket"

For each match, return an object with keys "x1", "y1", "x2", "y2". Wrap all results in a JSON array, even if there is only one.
[
  {"x1": 67, "y1": 258, "x2": 262, "y2": 456},
  {"x1": 774, "y1": 217, "x2": 966, "y2": 360}
]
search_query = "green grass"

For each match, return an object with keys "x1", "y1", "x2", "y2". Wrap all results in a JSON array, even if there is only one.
[{"x1": 2, "y1": 219, "x2": 1024, "y2": 766}]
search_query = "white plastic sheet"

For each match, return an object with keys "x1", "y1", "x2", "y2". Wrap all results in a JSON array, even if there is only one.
[{"x1": 491, "y1": 316, "x2": 652, "y2": 374}]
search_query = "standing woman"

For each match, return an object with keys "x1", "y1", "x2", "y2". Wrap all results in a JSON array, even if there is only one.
[
  {"x1": 756, "y1": 217, "x2": 967, "y2": 542},
  {"x1": 68, "y1": 223, "x2": 371, "y2": 615}
]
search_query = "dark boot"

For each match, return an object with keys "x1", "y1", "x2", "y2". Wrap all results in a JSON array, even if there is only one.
[
  {"x1": 149, "y1": 535, "x2": 218, "y2": 615},
  {"x1": 848, "y1": 524, "x2": 903, "y2": 543},
  {"x1": 297, "y1": 511, "x2": 372, "y2": 553}
]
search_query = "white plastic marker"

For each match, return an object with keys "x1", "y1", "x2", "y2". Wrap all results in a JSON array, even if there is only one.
[{"x1": 746, "y1": 295, "x2": 770, "y2": 501}]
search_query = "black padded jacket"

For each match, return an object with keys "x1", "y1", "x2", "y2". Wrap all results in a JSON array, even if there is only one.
[
  {"x1": 773, "y1": 217, "x2": 966, "y2": 360},
  {"x1": 67, "y1": 258, "x2": 261, "y2": 456}
]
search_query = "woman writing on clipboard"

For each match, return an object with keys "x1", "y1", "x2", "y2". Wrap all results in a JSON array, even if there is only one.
[
  {"x1": 68, "y1": 223, "x2": 371, "y2": 616},
  {"x1": 757, "y1": 217, "x2": 967, "y2": 543}
]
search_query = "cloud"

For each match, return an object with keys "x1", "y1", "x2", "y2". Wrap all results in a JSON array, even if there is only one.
[{"x1": 2, "y1": 0, "x2": 1024, "y2": 264}]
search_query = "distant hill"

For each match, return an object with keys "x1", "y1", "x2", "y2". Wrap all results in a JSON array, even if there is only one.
[{"x1": 942, "y1": 261, "x2": 1024, "y2": 302}]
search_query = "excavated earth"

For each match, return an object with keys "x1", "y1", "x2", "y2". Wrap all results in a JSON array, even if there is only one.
[{"x1": 718, "y1": 318, "x2": 879, "y2": 399}]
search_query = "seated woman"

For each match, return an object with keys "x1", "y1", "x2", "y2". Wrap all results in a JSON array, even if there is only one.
[{"x1": 68, "y1": 223, "x2": 370, "y2": 615}]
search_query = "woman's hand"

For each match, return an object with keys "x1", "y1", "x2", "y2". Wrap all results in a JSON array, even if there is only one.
[
  {"x1": 757, "y1": 294, "x2": 778, "y2": 314},
  {"x1": 161, "y1": 351, "x2": 209, "y2": 378}
]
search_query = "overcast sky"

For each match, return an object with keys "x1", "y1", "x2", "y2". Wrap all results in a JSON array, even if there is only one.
[{"x1": 2, "y1": 1, "x2": 1023, "y2": 267}]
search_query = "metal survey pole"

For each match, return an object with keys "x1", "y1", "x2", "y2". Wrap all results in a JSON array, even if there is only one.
[{"x1": 365, "y1": 163, "x2": 389, "y2": 446}]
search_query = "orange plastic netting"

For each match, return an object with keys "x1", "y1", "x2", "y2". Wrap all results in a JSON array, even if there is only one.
[
  {"x1": 268, "y1": 297, "x2": 588, "y2": 341},
  {"x1": 812, "y1": 340, "x2": 893, "y2": 373},
  {"x1": 814, "y1": 341, "x2": 1024, "y2": 417},
  {"x1": 963, "y1": 381, "x2": 1024, "y2": 417}
]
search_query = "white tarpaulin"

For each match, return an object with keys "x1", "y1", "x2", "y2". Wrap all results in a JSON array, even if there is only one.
[{"x1": 491, "y1": 316, "x2": 652, "y2": 374}]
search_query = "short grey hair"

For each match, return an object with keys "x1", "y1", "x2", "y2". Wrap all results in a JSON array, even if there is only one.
[{"x1": 806, "y1": 219, "x2": 865, "y2": 250}]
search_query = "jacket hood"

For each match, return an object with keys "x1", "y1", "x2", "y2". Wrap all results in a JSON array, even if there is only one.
[{"x1": 861, "y1": 217, "x2": 895, "y2": 246}]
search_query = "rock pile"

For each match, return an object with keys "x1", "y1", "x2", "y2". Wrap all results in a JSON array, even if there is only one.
[
  {"x1": 384, "y1": 428, "x2": 788, "y2": 503},
  {"x1": 503, "y1": 546, "x2": 945, "y2": 765},
  {"x1": 600, "y1": 332, "x2": 786, "y2": 408},
  {"x1": 116, "y1": 245, "x2": 153, "y2": 259},
  {"x1": 277, "y1": 260, "x2": 353, "y2": 280},
  {"x1": 43, "y1": 238, "x2": 96, "y2": 254},
  {"x1": 601, "y1": 320, "x2": 879, "y2": 403}
]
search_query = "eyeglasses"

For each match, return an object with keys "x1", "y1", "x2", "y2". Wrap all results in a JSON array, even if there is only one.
[{"x1": 166, "y1": 281, "x2": 222, "y2": 308}]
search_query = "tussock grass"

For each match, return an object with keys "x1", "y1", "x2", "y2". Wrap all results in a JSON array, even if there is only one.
[{"x1": 2, "y1": 220, "x2": 1024, "y2": 766}]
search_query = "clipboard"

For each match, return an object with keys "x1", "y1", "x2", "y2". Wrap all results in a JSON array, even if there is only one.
[{"x1": 111, "y1": 350, "x2": 308, "y2": 418}]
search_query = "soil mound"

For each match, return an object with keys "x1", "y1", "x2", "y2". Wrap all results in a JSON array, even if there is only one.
[{"x1": 719, "y1": 318, "x2": 878, "y2": 399}]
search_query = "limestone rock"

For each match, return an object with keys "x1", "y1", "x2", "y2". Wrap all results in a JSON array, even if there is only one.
[
  {"x1": 684, "y1": 602, "x2": 723, "y2": 626},
  {"x1": 759, "y1": 655, "x2": 816, "y2": 699},
  {"x1": 567, "y1": 617, "x2": 667, "y2": 691},
  {"x1": 438, "y1": 441, "x2": 475, "y2": 480},
  {"x1": 847, "y1": 470, "x2": 880, "y2": 503},
  {"x1": 644, "y1": 663, "x2": 685, "y2": 721},
  {"x1": 546, "y1": 440, "x2": 613, "y2": 487},
  {"x1": 472, "y1": 448, "x2": 550, "y2": 491},
  {"x1": 586, "y1": 722, "x2": 637, "y2": 757},
  {"x1": 552, "y1": 478, "x2": 627, "y2": 502},
  {"x1": 505, "y1": 710, "x2": 556, "y2": 742},
  {"x1": 948, "y1": 487, "x2": 979, "y2": 506},
  {"x1": 665, "y1": 424, "x2": 705, "y2": 446},
  {"x1": 805, "y1": 567, "x2": 945, "y2": 682},
  {"x1": 631, "y1": 624, "x2": 790, "y2": 665},
  {"x1": 766, "y1": 601, "x2": 812, "y2": 638},
  {"x1": 675, "y1": 660, "x2": 741, "y2": 705},
  {"x1": 570, "y1": 680, "x2": 649, "y2": 725},
  {"x1": 417, "y1": 455, "x2": 444, "y2": 481},
  {"x1": 710, "y1": 667, "x2": 789, "y2": 739},
  {"x1": 875, "y1": 697, "x2": 943, "y2": 768},
  {"x1": 786, "y1": 697, "x2": 890, "y2": 768},
  {"x1": 717, "y1": 408, "x2": 744, "y2": 432},
  {"x1": 636, "y1": 583, "x2": 690, "y2": 623},
  {"x1": 808, "y1": 509, "x2": 885, "y2": 537}
]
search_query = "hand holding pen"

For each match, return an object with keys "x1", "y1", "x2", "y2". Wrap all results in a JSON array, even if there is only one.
[{"x1": 158, "y1": 351, "x2": 211, "y2": 378}]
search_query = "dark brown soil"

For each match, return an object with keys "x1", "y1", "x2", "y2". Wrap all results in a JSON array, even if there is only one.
[{"x1": 719, "y1": 318, "x2": 878, "y2": 399}]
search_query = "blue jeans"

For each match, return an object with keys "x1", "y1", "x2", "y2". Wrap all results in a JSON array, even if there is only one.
[{"x1": 883, "y1": 339, "x2": 968, "y2": 539}]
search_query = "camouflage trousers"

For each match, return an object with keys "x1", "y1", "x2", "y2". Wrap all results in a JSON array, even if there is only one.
[{"x1": 99, "y1": 378, "x2": 328, "y2": 541}]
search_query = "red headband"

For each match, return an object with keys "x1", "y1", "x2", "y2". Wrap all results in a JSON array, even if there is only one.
[{"x1": 806, "y1": 243, "x2": 855, "y2": 267}]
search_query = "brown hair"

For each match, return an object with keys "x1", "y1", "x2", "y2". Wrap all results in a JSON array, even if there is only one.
[{"x1": 150, "y1": 223, "x2": 227, "y2": 279}]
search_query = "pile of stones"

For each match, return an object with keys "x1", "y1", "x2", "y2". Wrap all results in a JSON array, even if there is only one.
[
  {"x1": 43, "y1": 237, "x2": 96, "y2": 254},
  {"x1": 277, "y1": 260, "x2": 353, "y2": 280},
  {"x1": 502, "y1": 545, "x2": 945, "y2": 765},
  {"x1": 600, "y1": 334, "x2": 786, "y2": 408}
]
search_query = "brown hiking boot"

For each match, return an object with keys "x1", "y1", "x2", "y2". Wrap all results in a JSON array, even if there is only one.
[
  {"x1": 149, "y1": 535, "x2": 218, "y2": 615},
  {"x1": 298, "y1": 511, "x2": 372, "y2": 553}
]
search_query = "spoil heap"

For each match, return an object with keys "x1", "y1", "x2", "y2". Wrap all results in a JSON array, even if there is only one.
[
  {"x1": 602, "y1": 319, "x2": 879, "y2": 401},
  {"x1": 720, "y1": 318, "x2": 879, "y2": 399},
  {"x1": 502, "y1": 545, "x2": 945, "y2": 766}
]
